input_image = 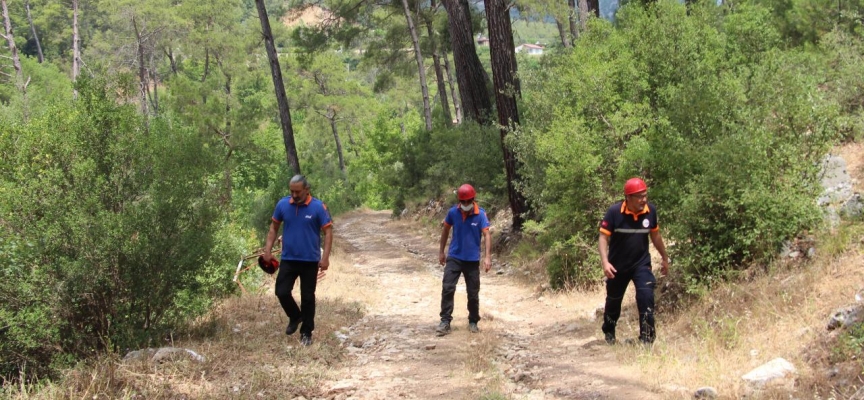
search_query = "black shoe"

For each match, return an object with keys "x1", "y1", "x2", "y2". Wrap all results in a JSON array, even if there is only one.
[
  {"x1": 435, "y1": 321, "x2": 451, "y2": 336},
  {"x1": 285, "y1": 318, "x2": 302, "y2": 336},
  {"x1": 300, "y1": 333, "x2": 313, "y2": 346},
  {"x1": 604, "y1": 332, "x2": 617, "y2": 345},
  {"x1": 468, "y1": 322, "x2": 479, "y2": 333}
]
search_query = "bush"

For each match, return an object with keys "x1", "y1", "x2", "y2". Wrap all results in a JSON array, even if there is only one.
[
  {"x1": 517, "y1": 0, "x2": 838, "y2": 289},
  {"x1": 0, "y1": 77, "x2": 238, "y2": 379}
]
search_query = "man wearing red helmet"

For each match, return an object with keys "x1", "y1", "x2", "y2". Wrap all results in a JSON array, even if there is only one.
[
  {"x1": 436, "y1": 183, "x2": 492, "y2": 336},
  {"x1": 598, "y1": 177, "x2": 669, "y2": 345}
]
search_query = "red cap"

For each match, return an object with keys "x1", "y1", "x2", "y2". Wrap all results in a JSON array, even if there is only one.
[
  {"x1": 624, "y1": 178, "x2": 648, "y2": 195},
  {"x1": 457, "y1": 184, "x2": 476, "y2": 201}
]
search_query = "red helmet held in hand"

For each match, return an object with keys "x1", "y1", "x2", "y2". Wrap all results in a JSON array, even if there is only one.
[
  {"x1": 457, "y1": 184, "x2": 476, "y2": 201},
  {"x1": 258, "y1": 255, "x2": 279, "y2": 274},
  {"x1": 624, "y1": 178, "x2": 648, "y2": 195}
]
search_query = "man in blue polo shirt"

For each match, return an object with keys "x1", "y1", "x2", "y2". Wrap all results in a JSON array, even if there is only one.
[
  {"x1": 263, "y1": 175, "x2": 333, "y2": 346},
  {"x1": 436, "y1": 183, "x2": 492, "y2": 336},
  {"x1": 598, "y1": 177, "x2": 669, "y2": 345}
]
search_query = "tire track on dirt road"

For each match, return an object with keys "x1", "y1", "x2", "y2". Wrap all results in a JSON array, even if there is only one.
[{"x1": 323, "y1": 209, "x2": 659, "y2": 399}]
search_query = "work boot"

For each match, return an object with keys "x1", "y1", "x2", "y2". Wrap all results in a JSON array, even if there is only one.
[
  {"x1": 604, "y1": 332, "x2": 617, "y2": 345},
  {"x1": 300, "y1": 333, "x2": 313, "y2": 346},
  {"x1": 285, "y1": 318, "x2": 302, "y2": 336},
  {"x1": 468, "y1": 322, "x2": 479, "y2": 333},
  {"x1": 435, "y1": 321, "x2": 451, "y2": 336}
]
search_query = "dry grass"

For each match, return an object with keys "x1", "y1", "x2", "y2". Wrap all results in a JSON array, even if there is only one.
[
  {"x1": 2, "y1": 246, "x2": 375, "y2": 399},
  {"x1": 613, "y1": 222, "x2": 864, "y2": 399}
]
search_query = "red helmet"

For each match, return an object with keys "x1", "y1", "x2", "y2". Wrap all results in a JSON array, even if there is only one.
[
  {"x1": 258, "y1": 256, "x2": 279, "y2": 275},
  {"x1": 457, "y1": 184, "x2": 476, "y2": 201},
  {"x1": 624, "y1": 178, "x2": 648, "y2": 195}
]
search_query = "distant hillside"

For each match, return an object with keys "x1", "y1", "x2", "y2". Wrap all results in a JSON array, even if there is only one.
[{"x1": 282, "y1": 5, "x2": 333, "y2": 29}]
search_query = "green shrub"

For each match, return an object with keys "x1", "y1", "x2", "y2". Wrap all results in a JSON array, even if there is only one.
[
  {"x1": 0, "y1": 77, "x2": 238, "y2": 379},
  {"x1": 518, "y1": 0, "x2": 838, "y2": 290}
]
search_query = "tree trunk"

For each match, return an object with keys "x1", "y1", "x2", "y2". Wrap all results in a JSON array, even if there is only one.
[
  {"x1": 201, "y1": 48, "x2": 209, "y2": 82},
  {"x1": 401, "y1": 0, "x2": 432, "y2": 131},
  {"x1": 568, "y1": 0, "x2": 579, "y2": 39},
  {"x1": 164, "y1": 47, "x2": 178, "y2": 75},
  {"x1": 149, "y1": 68, "x2": 159, "y2": 114},
  {"x1": 587, "y1": 0, "x2": 600, "y2": 19},
  {"x1": 441, "y1": 0, "x2": 491, "y2": 124},
  {"x1": 254, "y1": 0, "x2": 301, "y2": 175},
  {"x1": 328, "y1": 109, "x2": 346, "y2": 174},
  {"x1": 1, "y1": 0, "x2": 22, "y2": 84},
  {"x1": 24, "y1": 0, "x2": 43, "y2": 63},
  {"x1": 578, "y1": 0, "x2": 590, "y2": 31},
  {"x1": 555, "y1": 18, "x2": 571, "y2": 48},
  {"x1": 132, "y1": 15, "x2": 149, "y2": 115},
  {"x1": 423, "y1": 13, "x2": 452, "y2": 125},
  {"x1": 442, "y1": 52, "x2": 461, "y2": 123},
  {"x1": 485, "y1": 0, "x2": 527, "y2": 231},
  {"x1": 222, "y1": 74, "x2": 232, "y2": 206},
  {"x1": 346, "y1": 124, "x2": 359, "y2": 156},
  {"x1": 72, "y1": 0, "x2": 80, "y2": 80}
]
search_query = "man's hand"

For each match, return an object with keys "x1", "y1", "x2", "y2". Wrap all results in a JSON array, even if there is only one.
[
  {"x1": 319, "y1": 257, "x2": 330, "y2": 271},
  {"x1": 439, "y1": 251, "x2": 446, "y2": 266},
  {"x1": 483, "y1": 256, "x2": 492, "y2": 273},
  {"x1": 263, "y1": 251, "x2": 275, "y2": 264},
  {"x1": 659, "y1": 258, "x2": 669, "y2": 277},
  {"x1": 602, "y1": 261, "x2": 617, "y2": 279}
]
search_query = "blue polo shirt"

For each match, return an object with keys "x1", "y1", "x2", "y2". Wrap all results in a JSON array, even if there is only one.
[
  {"x1": 272, "y1": 195, "x2": 332, "y2": 262},
  {"x1": 599, "y1": 201, "x2": 659, "y2": 272},
  {"x1": 443, "y1": 203, "x2": 490, "y2": 262}
]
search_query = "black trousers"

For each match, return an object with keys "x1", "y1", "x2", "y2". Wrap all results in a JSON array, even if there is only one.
[
  {"x1": 602, "y1": 264, "x2": 657, "y2": 343},
  {"x1": 439, "y1": 257, "x2": 481, "y2": 323},
  {"x1": 275, "y1": 260, "x2": 319, "y2": 335}
]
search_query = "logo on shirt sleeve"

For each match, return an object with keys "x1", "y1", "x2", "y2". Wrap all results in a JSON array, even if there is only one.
[{"x1": 601, "y1": 220, "x2": 608, "y2": 228}]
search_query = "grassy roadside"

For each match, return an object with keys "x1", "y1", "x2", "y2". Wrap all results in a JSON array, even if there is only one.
[
  {"x1": 1, "y1": 246, "x2": 373, "y2": 399},
  {"x1": 608, "y1": 221, "x2": 864, "y2": 399}
]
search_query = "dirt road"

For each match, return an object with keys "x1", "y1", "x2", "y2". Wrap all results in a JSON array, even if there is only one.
[{"x1": 321, "y1": 209, "x2": 659, "y2": 400}]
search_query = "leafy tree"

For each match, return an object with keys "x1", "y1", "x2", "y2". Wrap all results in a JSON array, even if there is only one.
[
  {"x1": 0, "y1": 77, "x2": 234, "y2": 379},
  {"x1": 518, "y1": 1, "x2": 838, "y2": 289}
]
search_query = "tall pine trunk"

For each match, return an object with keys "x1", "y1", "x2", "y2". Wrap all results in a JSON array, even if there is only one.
[
  {"x1": 442, "y1": 52, "x2": 461, "y2": 123},
  {"x1": 568, "y1": 0, "x2": 579, "y2": 39},
  {"x1": 441, "y1": 0, "x2": 490, "y2": 124},
  {"x1": 401, "y1": 0, "x2": 432, "y2": 131},
  {"x1": 132, "y1": 15, "x2": 148, "y2": 115},
  {"x1": 72, "y1": 0, "x2": 80, "y2": 81},
  {"x1": 555, "y1": 18, "x2": 571, "y2": 48},
  {"x1": 1, "y1": 0, "x2": 22, "y2": 86},
  {"x1": 327, "y1": 109, "x2": 346, "y2": 174},
  {"x1": 423, "y1": 6, "x2": 452, "y2": 125},
  {"x1": 24, "y1": 0, "x2": 43, "y2": 63},
  {"x1": 254, "y1": 0, "x2": 301, "y2": 175},
  {"x1": 485, "y1": 0, "x2": 527, "y2": 231}
]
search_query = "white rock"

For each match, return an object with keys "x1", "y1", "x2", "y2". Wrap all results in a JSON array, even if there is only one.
[{"x1": 741, "y1": 358, "x2": 796, "y2": 388}]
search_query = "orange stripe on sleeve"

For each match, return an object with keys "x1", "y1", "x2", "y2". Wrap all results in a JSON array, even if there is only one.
[
  {"x1": 599, "y1": 228, "x2": 612, "y2": 236},
  {"x1": 651, "y1": 226, "x2": 659, "y2": 232},
  {"x1": 322, "y1": 222, "x2": 333, "y2": 229}
]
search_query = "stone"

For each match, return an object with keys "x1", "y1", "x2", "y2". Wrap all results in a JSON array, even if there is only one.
[
  {"x1": 693, "y1": 387, "x2": 718, "y2": 399},
  {"x1": 827, "y1": 304, "x2": 864, "y2": 330},
  {"x1": 741, "y1": 358, "x2": 796, "y2": 388}
]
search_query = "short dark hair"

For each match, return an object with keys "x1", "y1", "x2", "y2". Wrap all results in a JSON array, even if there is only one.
[{"x1": 290, "y1": 174, "x2": 310, "y2": 189}]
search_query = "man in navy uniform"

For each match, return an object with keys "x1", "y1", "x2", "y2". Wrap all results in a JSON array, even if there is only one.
[
  {"x1": 436, "y1": 184, "x2": 492, "y2": 336},
  {"x1": 263, "y1": 175, "x2": 333, "y2": 346},
  {"x1": 598, "y1": 178, "x2": 669, "y2": 345}
]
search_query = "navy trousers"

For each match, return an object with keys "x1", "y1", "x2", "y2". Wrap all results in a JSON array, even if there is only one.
[
  {"x1": 275, "y1": 260, "x2": 319, "y2": 335},
  {"x1": 601, "y1": 265, "x2": 657, "y2": 343},
  {"x1": 439, "y1": 258, "x2": 481, "y2": 323}
]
